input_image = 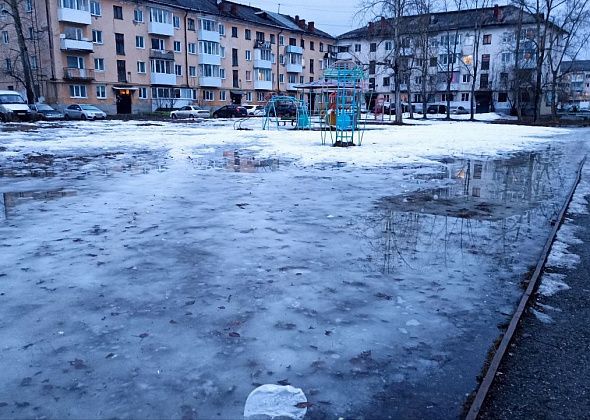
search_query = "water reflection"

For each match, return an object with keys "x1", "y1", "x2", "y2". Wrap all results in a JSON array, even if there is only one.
[
  {"x1": 0, "y1": 189, "x2": 77, "y2": 220},
  {"x1": 188, "y1": 150, "x2": 280, "y2": 172},
  {"x1": 370, "y1": 151, "x2": 567, "y2": 274}
]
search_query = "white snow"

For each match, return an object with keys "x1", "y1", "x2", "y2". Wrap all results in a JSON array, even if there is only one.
[
  {"x1": 538, "y1": 273, "x2": 570, "y2": 296},
  {"x1": 531, "y1": 308, "x2": 553, "y2": 324},
  {"x1": 243, "y1": 384, "x2": 307, "y2": 420}
]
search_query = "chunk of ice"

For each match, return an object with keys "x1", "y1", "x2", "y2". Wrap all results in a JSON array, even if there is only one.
[{"x1": 244, "y1": 384, "x2": 307, "y2": 420}]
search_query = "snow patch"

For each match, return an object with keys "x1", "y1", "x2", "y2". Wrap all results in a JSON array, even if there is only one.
[
  {"x1": 546, "y1": 240, "x2": 581, "y2": 269},
  {"x1": 538, "y1": 273, "x2": 570, "y2": 296},
  {"x1": 531, "y1": 308, "x2": 553, "y2": 324},
  {"x1": 244, "y1": 384, "x2": 307, "y2": 420}
]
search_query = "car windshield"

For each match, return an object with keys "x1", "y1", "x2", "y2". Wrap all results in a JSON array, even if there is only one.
[
  {"x1": 80, "y1": 105, "x2": 100, "y2": 111},
  {"x1": 0, "y1": 94, "x2": 26, "y2": 104},
  {"x1": 36, "y1": 104, "x2": 54, "y2": 111}
]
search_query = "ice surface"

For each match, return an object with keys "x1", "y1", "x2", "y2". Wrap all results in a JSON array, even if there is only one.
[{"x1": 243, "y1": 384, "x2": 307, "y2": 420}]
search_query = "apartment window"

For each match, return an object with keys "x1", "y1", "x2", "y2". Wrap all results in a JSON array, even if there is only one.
[
  {"x1": 232, "y1": 48, "x2": 238, "y2": 66},
  {"x1": 138, "y1": 87, "x2": 147, "y2": 99},
  {"x1": 462, "y1": 74, "x2": 470, "y2": 83},
  {"x1": 300, "y1": 39, "x2": 305, "y2": 49},
  {"x1": 25, "y1": 0, "x2": 32, "y2": 12},
  {"x1": 173, "y1": 15, "x2": 180, "y2": 28},
  {"x1": 69, "y1": 85, "x2": 87, "y2": 98},
  {"x1": 441, "y1": 93, "x2": 453, "y2": 101},
  {"x1": 67, "y1": 55, "x2": 84, "y2": 68},
  {"x1": 245, "y1": 50, "x2": 251, "y2": 61},
  {"x1": 175, "y1": 64, "x2": 182, "y2": 76},
  {"x1": 199, "y1": 64, "x2": 219, "y2": 77},
  {"x1": 270, "y1": 34, "x2": 275, "y2": 44},
  {"x1": 279, "y1": 74, "x2": 284, "y2": 83},
  {"x1": 137, "y1": 61, "x2": 146, "y2": 73},
  {"x1": 92, "y1": 29, "x2": 102, "y2": 44},
  {"x1": 481, "y1": 54, "x2": 490, "y2": 70},
  {"x1": 219, "y1": 23, "x2": 225, "y2": 35},
  {"x1": 134, "y1": 9, "x2": 143, "y2": 22},
  {"x1": 310, "y1": 41, "x2": 314, "y2": 51},
  {"x1": 245, "y1": 92, "x2": 252, "y2": 102},
  {"x1": 90, "y1": 1, "x2": 101, "y2": 16},
  {"x1": 220, "y1": 91, "x2": 226, "y2": 101},
  {"x1": 220, "y1": 68, "x2": 225, "y2": 79},
  {"x1": 94, "y1": 57, "x2": 104, "y2": 71},
  {"x1": 498, "y1": 92, "x2": 508, "y2": 102},
  {"x1": 279, "y1": 35, "x2": 285, "y2": 46},
  {"x1": 96, "y1": 85, "x2": 106, "y2": 99},
  {"x1": 2, "y1": 31, "x2": 8, "y2": 44},
  {"x1": 231, "y1": 26, "x2": 238, "y2": 37},
  {"x1": 368, "y1": 77, "x2": 375, "y2": 89},
  {"x1": 415, "y1": 76, "x2": 422, "y2": 84},
  {"x1": 151, "y1": 8, "x2": 172, "y2": 24},
  {"x1": 354, "y1": 44, "x2": 361, "y2": 52},
  {"x1": 203, "y1": 90, "x2": 214, "y2": 101},
  {"x1": 5, "y1": 58, "x2": 11, "y2": 72},
  {"x1": 30, "y1": 56, "x2": 38, "y2": 69},
  {"x1": 135, "y1": 35, "x2": 144, "y2": 48},
  {"x1": 256, "y1": 31, "x2": 264, "y2": 42},
  {"x1": 113, "y1": 5, "x2": 123, "y2": 19},
  {"x1": 199, "y1": 41, "x2": 219, "y2": 55},
  {"x1": 500, "y1": 72, "x2": 508, "y2": 84},
  {"x1": 319, "y1": 43, "x2": 324, "y2": 53},
  {"x1": 189, "y1": 65, "x2": 196, "y2": 77},
  {"x1": 220, "y1": 46, "x2": 225, "y2": 58},
  {"x1": 256, "y1": 92, "x2": 265, "y2": 102},
  {"x1": 115, "y1": 33, "x2": 125, "y2": 55},
  {"x1": 188, "y1": 43, "x2": 196, "y2": 54},
  {"x1": 483, "y1": 34, "x2": 492, "y2": 44},
  {"x1": 384, "y1": 41, "x2": 392, "y2": 51},
  {"x1": 461, "y1": 93, "x2": 469, "y2": 101},
  {"x1": 187, "y1": 18, "x2": 195, "y2": 30},
  {"x1": 369, "y1": 60, "x2": 376, "y2": 74},
  {"x1": 245, "y1": 29, "x2": 251, "y2": 40},
  {"x1": 501, "y1": 52, "x2": 512, "y2": 63},
  {"x1": 309, "y1": 59, "x2": 314, "y2": 74},
  {"x1": 383, "y1": 76, "x2": 390, "y2": 87},
  {"x1": 480, "y1": 73, "x2": 489, "y2": 89},
  {"x1": 173, "y1": 41, "x2": 181, "y2": 52},
  {"x1": 245, "y1": 70, "x2": 251, "y2": 81},
  {"x1": 370, "y1": 42, "x2": 376, "y2": 52}
]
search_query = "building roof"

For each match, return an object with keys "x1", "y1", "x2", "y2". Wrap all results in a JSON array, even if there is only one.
[
  {"x1": 561, "y1": 60, "x2": 590, "y2": 73},
  {"x1": 149, "y1": 0, "x2": 334, "y2": 39},
  {"x1": 337, "y1": 5, "x2": 554, "y2": 40}
]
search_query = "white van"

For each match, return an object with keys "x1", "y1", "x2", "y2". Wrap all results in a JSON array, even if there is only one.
[{"x1": 0, "y1": 90, "x2": 32, "y2": 121}]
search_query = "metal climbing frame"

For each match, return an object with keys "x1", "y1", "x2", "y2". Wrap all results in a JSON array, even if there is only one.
[
  {"x1": 262, "y1": 95, "x2": 311, "y2": 130},
  {"x1": 321, "y1": 61, "x2": 367, "y2": 147}
]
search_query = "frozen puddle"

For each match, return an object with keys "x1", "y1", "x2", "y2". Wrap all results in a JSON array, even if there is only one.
[{"x1": 0, "y1": 135, "x2": 584, "y2": 419}]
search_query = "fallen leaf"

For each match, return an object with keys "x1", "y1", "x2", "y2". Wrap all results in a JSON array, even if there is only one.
[
  {"x1": 295, "y1": 402, "x2": 313, "y2": 408},
  {"x1": 138, "y1": 333, "x2": 149, "y2": 339},
  {"x1": 229, "y1": 332, "x2": 240, "y2": 338}
]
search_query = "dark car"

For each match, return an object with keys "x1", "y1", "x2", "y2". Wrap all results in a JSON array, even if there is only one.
[
  {"x1": 212, "y1": 104, "x2": 248, "y2": 118},
  {"x1": 427, "y1": 104, "x2": 447, "y2": 114},
  {"x1": 265, "y1": 102, "x2": 298, "y2": 118},
  {"x1": 30, "y1": 103, "x2": 64, "y2": 120}
]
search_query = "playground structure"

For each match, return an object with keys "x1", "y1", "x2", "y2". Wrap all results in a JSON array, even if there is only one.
[{"x1": 262, "y1": 95, "x2": 310, "y2": 130}]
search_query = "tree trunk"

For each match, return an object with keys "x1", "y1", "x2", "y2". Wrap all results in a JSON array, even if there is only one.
[{"x1": 8, "y1": 0, "x2": 36, "y2": 103}]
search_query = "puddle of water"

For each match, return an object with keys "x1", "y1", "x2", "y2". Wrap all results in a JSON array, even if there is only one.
[
  {"x1": 188, "y1": 149, "x2": 281, "y2": 172},
  {"x1": 1, "y1": 189, "x2": 77, "y2": 220}
]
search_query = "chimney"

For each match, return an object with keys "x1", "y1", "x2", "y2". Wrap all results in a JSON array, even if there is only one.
[
  {"x1": 493, "y1": 4, "x2": 499, "y2": 19},
  {"x1": 230, "y1": 4, "x2": 237, "y2": 15},
  {"x1": 299, "y1": 19, "x2": 306, "y2": 29},
  {"x1": 380, "y1": 16, "x2": 386, "y2": 29},
  {"x1": 295, "y1": 15, "x2": 300, "y2": 23},
  {"x1": 308, "y1": 21, "x2": 315, "y2": 32}
]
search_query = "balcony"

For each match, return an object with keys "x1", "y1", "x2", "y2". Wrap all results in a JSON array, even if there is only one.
[
  {"x1": 285, "y1": 45, "x2": 303, "y2": 55},
  {"x1": 63, "y1": 67, "x2": 94, "y2": 81},
  {"x1": 148, "y1": 21, "x2": 174, "y2": 36},
  {"x1": 254, "y1": 40, "x2": 272, "y2": 50},
  {"x1": 285, "y1": 62, "x2": 302, "y2": 73},
  {"x1": 57, "y1": 7, "x2": 91, "y2": 25},
  {"x1": 198, "y1": 29, "x2": 220, "y2": 43},
  {"x1": 286, "y1": 83, "x2": 298, "y2": 91},
  {"x1": 198, "y1": 53, "x2": 221, "y2": 66},
  {"x1": 254, "y1": 59, "x2": 272, "y2": 69},
  {"x1": 199, "y1": 76, "x2": 222, "y2": 87},
  {"x1": 60, "y1": 36, "x2": 93, "y2": 52},
  {"x1": 149, "y1": 49, "x2": 174, "y2": 60},
  {"x1": 151, "y1": 72, "x2": 176, "y2": 85},
  {"x1": 254, "y1": 80, "x2": 273, "y2": 90}
]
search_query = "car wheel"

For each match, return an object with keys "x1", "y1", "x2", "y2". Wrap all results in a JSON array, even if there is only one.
[
  {"x1": 81, "y1": 114, "x2": 86, "y2": 120},
  {"x1": 64, "y1": 114, "x2": 70, "y2": 120},
  {"x1": 172, "y1": 114, "x2": 177, "y2": 119}
]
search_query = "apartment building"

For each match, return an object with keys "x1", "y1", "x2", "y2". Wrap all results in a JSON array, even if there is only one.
[
  {"x1": 561, "y1": 60, "x2": 590, "y2": 107},
  {"x1": 336, "y1": 5, "x2": 560, "y2": 114},
  {"x1": 0, "y1": 0, "x2": 334, "y2": 114}
]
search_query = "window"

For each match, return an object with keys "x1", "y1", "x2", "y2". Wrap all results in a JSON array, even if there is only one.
[
  {"x1": 232, "y1": 26, "x2": 238, "y2": 37},
  {"x1": 383, "y1": 77, "x2": 390, "y2": 87},
  {"x1": 232, "y1": 48, "x2": 238, "y2": 66},
  {"x1": 28, "y1": 26, "x2": 34, "y2": 39},
  {"x1": 2, "y1": 31, "x2": 8, "y2": 44},
  {"x1": 309, "y1": 59, "x2": 314, "y2": 74},
  {"x1": 385, "y1": 41, "x2": 392, "y2": 51},
  {"x1": 369, "y1": 77, "x2": 375, "y2": 89},
  {"x1": 441, "y1": 93, "x2": 453, "y2": 102},
  {"x1": 188, "y1": 43, "x2": 196, "y2": 54},
  {"x1": 199, "y1": 41, "x2": 219, "y2": 55},
  {"x1": 299, "y1": 75, "x2": 304, "y2": 84},
  {"x1": 151, "y1": 8, "x2": 172, "y2": 24},
  {"x1": 245, "y1": 50, "x2": 251, "y2": 61},
  {"x1": 245, "y1": 29, "x2": 251, "y2": 40},
  {"x1": 25, "y1": 0, "x2": 32, "y2": 12},
  {"x1": 480, "y1": 73, "x2": 489, "y2": 89},
  {"x1": 96, "y1": 85, "x2": 106, "y2": 98},
  {"x1": 94, "y1": 57, "x2": 104, "y2": 71},
  {"x1": 189, "y1": 66, "x2": 196, "y2": 77},
  {"x1": 5, "y1": 58, "x2": 11, "y2": 72},
  {"x1": 113, "y1": 5, "x2": 123, "y2": 19},
  {"x1": 498, "y1": 92, "x2": 508, "y2": 102},
  {"x1": 310, "y1": 41, "x2": 314, "y2": 51},
  {"x1": 501, "y1": 52, "x2": 512, "y2": 63},
  {"x1": 415, "y1": 76, "x2": 422, "y2": 84},
  {"x1": 370, "y1": 42, "x2": 376, "y2": 52},
  {"x1": 462, "y1": 74, "x2": 470, "y2": 83},
  {"x1": 173, "y1": 15, "x2": 180, "y2": 28},
  {"x1": 90, "y1": 1, "x2": 101, "y2": 16},
  {"x1": 151, "y1": 59, "x2": 173, "y2": 74},
  {"x1": 245, "y1": 70, "x2": 251, "y2": 81},
  {"x1": 134, "y1": 9, "x2": 143, "y2": 22},
  {"x1": 187, "y1": 18, "x2": 195, "y2": 30},
  {"x1": 199, "y1": 64, "x2": 220, "y2": 77},
  {"x1": 354, "y1": 44, "x2": 361, "y2": 52},
  {"x1": 270, "y1": 34, "x2": 275, "y2": 44},
  {"x1": 173, "y1": 41, "x2": 181, "y2": 52},
  {"x1": 245, "y1": 92, "x2": 252, "y2": 102},
  {"x1": 257, "y1": 92, "x2": 265, "y2": 102},
  {"x1": 67, "y1": 55, "x2": 84, "y2": 68},
  {"x1": 203, "y1": 90, "x2": 214, "y2": 101},
  {"x1": 220, "y1": 68, "x2": 225, "y2": 79},
  {"x1": 220, "y1": 46, "x2": 225, "y2": 58},
  {"x1": 279, "y1": 35, "x2": 285, "y2": 46},
  {"x1": 319, "y1": 42, "x2": 324, "y2": 52},
  {"x1": 175, "y1": 64, "x2": 182, "y2": 76},
  {"x1": 136, "y1": 35, "x2": 144, "y2": 48},
  {"x1": 430, "y1": 57, "x2": 438, "y2": 67},
  {"x1": 369, "y1": 60, "x2": 376, "y2": 74},
  {"x1": 69, "y1": 85, "x2": 87, "y2": 98},
  {"x1": 219, "y1": 24, "x2": 225, "y2": 35},
  {"x1": 115, "y1": 33, "x2": 125, "y2": 55},
  {"x1": 483, "y1": 34, "x2": 492, "y2": 44},
  {"x1": 256, "y1": 31, "x2": 264, "y2": 42},
  {"x1": 279, "y1": 74, "x2": 284, "y2": 83},
  {"x1": 481, "y1": 54, "x2": 490, "y2": 70},
  {"x1": 139, "y1": 87, "x2": 147, "y2": 99},
  {"x1": 92, "y1": 29, "x2": 102, "y2": 44},
  {"x1": 461, "y1": 93, "x2": 469, "y2": 101},
  {"x1": 220, "y1": 91, "x2": 226, "y2": 101},
  {"x1": 137, "y1": 61, "x2": 146, "y2": 73},
  {"x1": 30, "y1": 56, "x2": 38, "y2": 69}
]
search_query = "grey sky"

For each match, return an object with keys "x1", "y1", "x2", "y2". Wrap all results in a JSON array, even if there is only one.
[{"x1": 243, "y1": 0, "x2": 364, "y2": 36}]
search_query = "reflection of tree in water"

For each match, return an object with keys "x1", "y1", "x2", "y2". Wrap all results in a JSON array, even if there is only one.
[{"x1": 367, "y1": 150, "x2": 567, "y2": 274}]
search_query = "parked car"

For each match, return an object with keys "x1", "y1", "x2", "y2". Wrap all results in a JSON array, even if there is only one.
[
  {"x1": 29, "y1": 103, "x2": 64, "y2": 120},
  {"x1": 64, "y1": 104, "x2": 107, "y2": 120},
  {"x1": 265, "y1": 101, "x2": 298, "y2": 118},
  {"x1": 450, "y1": 105, "x2": 469, "y2": 115},
  {"x1": 212, "y1": 104, "x2": 248, "y2": 118},
  {"x1": 0, "y1": 90, "x2": 32, "y2": 122},
  {"x1": 427, "y1": 104, "x2": 447, "y2": 114},
  {"x1": 170, "y1": 105, "x2": 210, "y2": 119}
]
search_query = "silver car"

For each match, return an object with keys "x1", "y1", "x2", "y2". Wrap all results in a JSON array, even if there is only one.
[
  {"x1": 170, "y1": 105, "x2": 210, "y2": 119},
  {"x1": 64, "y1": 104, "x2": 107, "y2": 120}
]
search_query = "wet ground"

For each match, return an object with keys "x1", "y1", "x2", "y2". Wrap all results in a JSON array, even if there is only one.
[{"x1": 0, "y1": 122, "x2": 586, "y2": 419}]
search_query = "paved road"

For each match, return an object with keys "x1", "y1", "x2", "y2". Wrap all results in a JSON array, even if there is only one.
[{"x1": 479, "y1": 170, "x2": 590, "y2": 419}]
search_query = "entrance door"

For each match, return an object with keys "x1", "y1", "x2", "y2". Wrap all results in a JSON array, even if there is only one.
[
  {"x1": 116, "y1": 91, "x2": 132, "y2": 114},
  {"x1": 230, "y1": 91, "x2": 242, "y2": 105}
]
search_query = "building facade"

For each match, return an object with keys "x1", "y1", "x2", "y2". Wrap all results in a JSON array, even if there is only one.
[
  {"x1": 561, "y1": 60, "x2": 590, "y2": 108},
  {"x1": 336, "y1": 5, "x2": 560, "y2": 114},
  {"x1": 0, "y1": 0, "x2": 334, "y2": 114}
]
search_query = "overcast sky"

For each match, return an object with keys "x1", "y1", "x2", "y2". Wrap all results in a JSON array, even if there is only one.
[{"x1": 243, "y1": 0, "x2": 363, "y2": 36}]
